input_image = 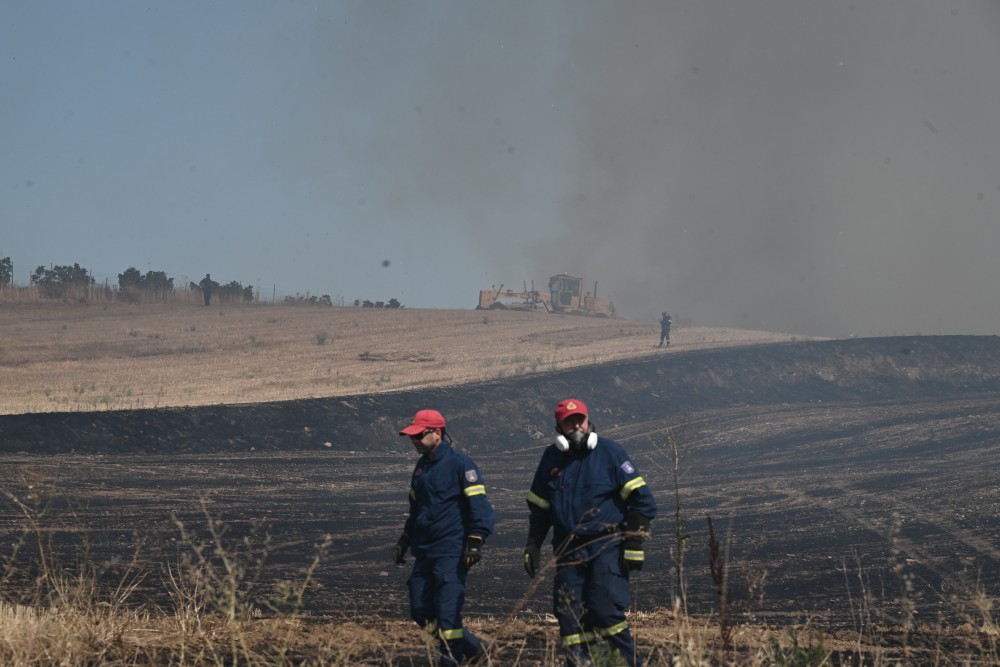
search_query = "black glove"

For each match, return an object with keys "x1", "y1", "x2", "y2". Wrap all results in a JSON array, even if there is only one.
[
  {"x1": 393, "y1": 533, "x2": 410, "y2": 565},
  {"x1": 523, "y1": 518, "x2": 549, "y2": 578},
  {"x1": 463, "y1": 535, "x2": 483, "y2": 570},
  {"x1": 621, "y1": 513, "x2": 650, "y2": 573},
  {"x1": 523, "y1": 541, "x2": 541, "y2": 578}
]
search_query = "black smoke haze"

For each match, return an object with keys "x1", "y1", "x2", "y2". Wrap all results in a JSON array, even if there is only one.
[{"x1": 297, "y1": 1, "x2": 1000, "y2": 336}]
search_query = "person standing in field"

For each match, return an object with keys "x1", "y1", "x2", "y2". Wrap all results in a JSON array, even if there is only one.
[
  {"x1": 659, "y1": 311, "x2": 672, "y2": 348},
  {"x1": 199, "y1": 273, "x2": 214, "y2": 306},
  {"x1": 523, "y1": 399, "x2": 658, "y2": 667},
  {"x1": 393, "y1": 409, "x2": 495, "y2": 666}
]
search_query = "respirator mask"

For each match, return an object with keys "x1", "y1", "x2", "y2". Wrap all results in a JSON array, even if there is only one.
[{"x1": 554, "y1": 425, "x2": 598, "y2": 452}]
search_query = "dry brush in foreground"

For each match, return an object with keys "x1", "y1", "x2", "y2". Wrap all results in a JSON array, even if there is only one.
[{"x1": 0, "y1": 481, "x2": 998, "y2": 666}]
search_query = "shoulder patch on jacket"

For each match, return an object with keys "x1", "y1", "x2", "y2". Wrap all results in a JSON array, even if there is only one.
[
  {"x1": 620, "y1": 461, "x2": 635, "y2": 474},
  {"x1": 465, "y1": 469, "x2": 479, "y2": 483}
]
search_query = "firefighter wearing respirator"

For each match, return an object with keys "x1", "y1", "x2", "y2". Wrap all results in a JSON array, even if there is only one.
[{"x1": 524, "y1": 399, "x2": 658, "y2": 667}]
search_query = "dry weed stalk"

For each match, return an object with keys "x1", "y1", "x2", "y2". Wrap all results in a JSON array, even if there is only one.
[
  {"x1": 707, "y1": 515, "x2": 733, "y2": 654},
  {"x1": 665, "y1": 422, "x2": 691, "y2": 616},
  {"x1": 170, "y1": 497, "x2": 272, "y2": 624},
  {"x1": 840, "y1": 548, "x2": 880, "y2": 658},
  {"x1": 886, "y1": 511, "x2": 915, "y2": 664}
]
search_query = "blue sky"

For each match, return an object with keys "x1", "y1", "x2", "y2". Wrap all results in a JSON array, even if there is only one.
[{"x1": 3, "y1": 1, "x2": 999, "y2": 336}]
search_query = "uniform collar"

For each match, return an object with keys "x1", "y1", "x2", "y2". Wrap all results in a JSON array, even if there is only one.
[{"x1": 423, "y1": 437, "x2": 452, "y2": 462}]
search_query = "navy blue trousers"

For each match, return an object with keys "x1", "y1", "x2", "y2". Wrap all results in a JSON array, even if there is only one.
[
  {"x1": 408, "y1": 556, "x2": 482, "y2": 666},
  {"x1": 553, "y1": 545, "x2": 640, "y2": 667}
]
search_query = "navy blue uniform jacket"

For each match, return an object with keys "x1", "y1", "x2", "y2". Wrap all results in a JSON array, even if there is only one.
[
  {"x1": 527, "y1": 436, "x2": 657, "y2": 552},
  {"x1": 405, "y1": 439, "x2": 496, "y2": 559}
]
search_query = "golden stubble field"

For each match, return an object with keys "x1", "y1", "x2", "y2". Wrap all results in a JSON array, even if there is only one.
[{"x1": 0, "y1": 303, "x2": 810, "y2": 415}]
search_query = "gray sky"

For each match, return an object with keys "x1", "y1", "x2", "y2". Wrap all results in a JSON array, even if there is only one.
[{"x1": 3, "y1": 1, "x2": 999, "y2": 336}]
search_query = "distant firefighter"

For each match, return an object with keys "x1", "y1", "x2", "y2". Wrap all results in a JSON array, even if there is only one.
[
  {"x1": 659, "y1": 311, "x2": 672, "y2": 348},
  {"x1": 199, "y1": 273, "x2": 214, "y2": 306}
]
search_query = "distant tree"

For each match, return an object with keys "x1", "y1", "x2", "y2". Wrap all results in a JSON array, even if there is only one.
[
  {"x1": 30, "y1": 266, "x2": 46, "y2": 287},
  {"x1": 276, "y1": 292, "x2": 332, "y2": 307},
  {"x1": 243, "y1": 284, "x2": 255, "y2": 303},
  {"x1": 142, "y1": 270, "x2": 173, "y2": 293},
  {"x1": 118, "y1": 267, "x2": 143, "y2": 290},
  {"x1": 117, "y1": 267, "x2": 144, "y2": 302},
  {"x1": 32, "y1": 263, "x2": 94, "y2": 287},
  {"x1": 117, "y1": 267, "x2": 173, "y2": 302},
  {"x1": 352, "y1": 297, "x2": 402, "y2": 309},
  {"x1": 0, "y1": 256, "x2": 12, "y2": 286},
  {"x1": 215, "y1": 280, "x2": 243, "y2": 304},
  {"x1": 31, "y1": 263, "x2": 95, "y2": 298}
]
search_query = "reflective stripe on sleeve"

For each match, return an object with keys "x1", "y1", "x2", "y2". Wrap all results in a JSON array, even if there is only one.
[
  {"x1": 463, "y1": 484, "x2": 486, "y2": 497},
  {"x1": 619, "y1": 476, "x2": 646, "y2": 500},
  {"x1": 409, "y1": 488, "x2": 416, "y2": 501},
  {"x1": 527, "y1": 491, "x2": 551, "y2": 509},
  {"x1": 623, "y1": 549, "x2": 644, "y2": 562}
]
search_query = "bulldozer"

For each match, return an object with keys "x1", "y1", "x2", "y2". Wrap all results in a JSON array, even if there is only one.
[{"x1": 476, "y1": 274, "x2": 615, "y2": 317}]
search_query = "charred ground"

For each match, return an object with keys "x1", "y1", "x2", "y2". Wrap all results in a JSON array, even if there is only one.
[{"x1": 1, "y1": 335, "x2": 999, "y2": 629}]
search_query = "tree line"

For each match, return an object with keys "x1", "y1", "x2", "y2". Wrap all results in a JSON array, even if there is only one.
[
  {"x1": 0, "y1": 256, "x2": 403, "y2": 308},
  {"x1": 0, "y1": 257, "x2": 254, "y2": 303}
]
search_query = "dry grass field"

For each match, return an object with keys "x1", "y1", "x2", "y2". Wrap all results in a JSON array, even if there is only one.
[{"x1": 0, "y1": 302, "x2": 807, "y2": 415}]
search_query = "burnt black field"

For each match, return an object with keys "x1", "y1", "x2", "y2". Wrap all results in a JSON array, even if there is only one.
[{"x1": 2, "y1": 335, "x2": 1000, "y2": 628}]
